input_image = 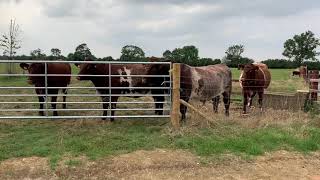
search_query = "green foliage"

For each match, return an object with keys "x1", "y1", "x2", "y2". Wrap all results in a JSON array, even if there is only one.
[
  {"x1": 225, "y1": 57, "x2": 254, "y2": 68},
  {"x1": 223, "y1": 44, "x2": 252, "y2": 67},
  {"x1": 30, "y1": 48, "x2": 46, "y2": 60},
  {"x1": 261, "y1": 59, "x2": 320, "y2": 70},
  {"x1": 120, "y1": 45, "x2": 145, "y2": 61},
  {"x1": 73, "y1": 43, "x2": 95, "y2": 61},
  {"x1": 162, "y1": 45, "x2": 220, "y2": 66},
  {"x1": 163, "y1": 45, "x2": 199, "y2": 65},
  {"x1": 50, "y1": 48, "x2": 61, "y2": 59},
  {"x1": 283, "y1": 30, "x2": 320, "y2": 66},
  {"x1": 98, "y1": 56, "x2": 115, "y2": 61},
  {"x1": 225, "y1": 44, "x2": 244, "y2": 58},
  {"x1": 261, "y1": 59, "x2": 296, "y2": 69}
]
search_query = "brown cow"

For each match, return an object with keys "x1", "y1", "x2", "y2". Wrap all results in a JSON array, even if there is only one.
[
  {"x1": 238, "y1": 63, "x2": 271, "y2": 114},
  {"x1": 147, "y1": 63, "x2": 232, "y2": 121},
  {"x1": 20, "y1": 63, "x2": 71, "y2": 116},
  {"x1": 76, "y1": 63, "x2": 169, "y2": 121}
]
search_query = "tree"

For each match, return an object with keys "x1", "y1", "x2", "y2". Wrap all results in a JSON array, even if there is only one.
[
  {"x1": 30, "y1": 48, "x2": 46, "y2": 60},
  {"x1": 0, "y1": 19, "x2": 22, "y2": 74},
  {"x1": 283, "y1": 30, "x2": 320, "y2": 66},
  {"x1": 50, "y1": 48, "x2": 61, "y2": 58},
  {"x1": 120, "y1": 45, "x2": 145, "y2": 61},
  {"x1": 163, "y1": 45, "x2": 199, "y2": 65},
  {"x1": 225, "y1": 44, "x2": 244, "y2": 58},
  {"x1": 74, "y1": 43, "x2": 94, "y2": 61},
  {"x1": 99, "y1": 56, "x2": 114, "y2": 61},
  {"x1": 223, "y1": 44, "x2": 250, "y2": 67},
  {"x1": 163, "y1": 50, "x2": 172, "y2": 60}
]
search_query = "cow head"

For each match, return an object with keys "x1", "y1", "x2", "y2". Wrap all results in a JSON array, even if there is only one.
[
  {"x1": 76, "y1": 63, "x2": 98, "y2": 80},
  {"x1": 239, "y1": 63, "x2": 259, "y2": 86},
  {"x1": 20, "y1": 63, "x2": 45, "y2": 85},
  {"x1": 146, "y1": 63, "x2": 171, "y2": 87}
]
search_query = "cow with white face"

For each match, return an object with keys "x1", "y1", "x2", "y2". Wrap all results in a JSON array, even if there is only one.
[{"x1": 76, "y1": 62, "x2": 169, "y2": 121}]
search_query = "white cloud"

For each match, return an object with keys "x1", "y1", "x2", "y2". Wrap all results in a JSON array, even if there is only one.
[{"x1": 0, "y1": 0, "x2": 319, "y2": 60}]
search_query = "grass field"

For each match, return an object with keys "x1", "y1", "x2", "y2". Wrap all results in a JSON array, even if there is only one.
[{"x1": 0, "y1": 62, "x2": 318, "y2": 173}]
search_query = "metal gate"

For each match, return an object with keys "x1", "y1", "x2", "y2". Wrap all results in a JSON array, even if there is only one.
[{"x1": 0, "y1": 60, "x2": 172, "y2": 119}]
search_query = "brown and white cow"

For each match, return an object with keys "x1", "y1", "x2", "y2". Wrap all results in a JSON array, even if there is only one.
[
  {"x1": 20, "y1": 63, "x2": 71, "y2": 116},
  {"x1": 76, "y1": 63, "x2": 169, "y2": 121},
  {"x1": 238, "y1": 63, "x2": 271, "y2": 114},
  {"x1": 148, "y1": 63, "x2": 232, "y2": 121}
]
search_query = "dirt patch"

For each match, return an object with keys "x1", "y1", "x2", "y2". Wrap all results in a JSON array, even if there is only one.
[
  {"x1": 0, "y1": 156, "x2": 57, "y2": 180},
  {"x1": 1, "y1": 150, "x2": 320, "y2": 180}
]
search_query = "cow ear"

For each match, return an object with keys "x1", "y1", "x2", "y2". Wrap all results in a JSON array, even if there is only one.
[
  {"x1": 238, "y1": 64, "x2": 244, "y2": 70},
  {"x1": 74, "y1": 63, "x2": 80, "y2": 68},
  {"x1": 20, "y1": 63, "x2": 29, "y2": 70}
]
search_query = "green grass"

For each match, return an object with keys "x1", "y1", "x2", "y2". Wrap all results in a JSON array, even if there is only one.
[{"x1": 1, "y1": 120, "x2": 320, "y2": 167}]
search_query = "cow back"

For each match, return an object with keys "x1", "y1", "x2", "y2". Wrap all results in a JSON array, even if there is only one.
[
  {"x1": 47, "y1": 63, "x2": 71, "y2": 87},
  {"x1": 254, "y1": 63, "x2": 271, "y2": 89},
  {"x1": 185, "y1": 64, "x2": 232, "y2": 101}
]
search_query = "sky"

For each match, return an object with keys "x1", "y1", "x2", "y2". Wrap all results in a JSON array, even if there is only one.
[{"x1": 0, "y1": 0, "x2": 319, "y2": 60}]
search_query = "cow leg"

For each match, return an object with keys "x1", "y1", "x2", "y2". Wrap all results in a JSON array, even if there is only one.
[
  {"x1": 180, "y1": 97, "x2": 189, "y2": 122},
  {"x1": 222, "y1": 92, "x2": 230, "y2": 117},
  {"x1": 51, "y1": 89, "x2": 59, "y2": 116},
  {"x1": 258, "y1": 90, "x2": 264, "y2": 112},
  {"x1": 153, "y1": 96, "x2": 165, "y2": 115},
  {"x1": 248, "y1": 91, "x2": 256, "y2": 107},
  {"x1": 62, "y1": 88, "x2": 68, "y2": 109},
  {"x1": 212, "y1": 96, "x2": 220, "y2": 113},
  {"x1": 101, "y1": 96, "x2": 109, "y2": 120},
  {"x1": 38, "y1": 96, "x2": 45, "y2": 116},
  {"x1": 243, "y1": 90, "x2": 249, "y2": 114},
  {"x1": 110, "y1": 96, "x2": 119, "y2": 122}
]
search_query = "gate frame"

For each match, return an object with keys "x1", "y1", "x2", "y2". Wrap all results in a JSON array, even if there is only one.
[{"x1": 0, "y1": 60, "x2": 172, "y2": 120}]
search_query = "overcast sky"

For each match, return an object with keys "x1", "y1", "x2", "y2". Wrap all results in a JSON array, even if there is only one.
[{"x1": 0, "y1": 0, "x2": 319, "y2": 60}]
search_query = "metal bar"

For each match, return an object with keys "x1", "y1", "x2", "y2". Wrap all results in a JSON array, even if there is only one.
[
  {"x1": 0, "y1": 74, "x2": 170, "y2": 77},
  {"x1": 0, "y1": 60, "x2": 171, "y2": 64},
  {"x1": 108, "y1": 63, "x2": 111, "y2": 117},
  {"x1": 0, "y1": 108, "x2": 171, "y2": 112},
  {"x1": 0, "y1": 101, "x2": 170, "y2": 104},
  {"x1": 44, "y1": 62, "x2": 48, "y2": 117},
  {"x1": 0, "y1": 115, "x2": 170, "y2": 119},
  {"x1": 0, "y1": 86, "x2": 171, "y2": 90},
  {"x1": 0, "y1": 94, "x2": 170, "y2": 97}
]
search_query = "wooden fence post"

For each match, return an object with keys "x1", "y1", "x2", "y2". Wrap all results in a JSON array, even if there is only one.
[
  {"x1": 171, "y1": 63, "x2": 180, "y2": 129},
  {"x1": 309, "y1": 70, "x2": 319, "y2": 101}
]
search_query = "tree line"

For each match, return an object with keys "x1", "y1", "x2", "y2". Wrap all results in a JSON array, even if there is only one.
[{"x1": 1, "y1": 19, "x2": 320, "y2": 71}]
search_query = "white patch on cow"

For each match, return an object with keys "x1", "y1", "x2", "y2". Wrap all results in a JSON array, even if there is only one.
[
  {"x1": 239, "y1": 70, "x2": 243, "y2": 89},
  {"x1": 118, "y1": 67, "x2": 132, "y2": 86},
  {"x1": 190, "y1": 68, "x2": 201, "y2": 99}
]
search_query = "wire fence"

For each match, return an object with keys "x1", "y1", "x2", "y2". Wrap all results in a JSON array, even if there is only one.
[{"x1": 0, "y1": 60, "x2": 172, "y2": 120}]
